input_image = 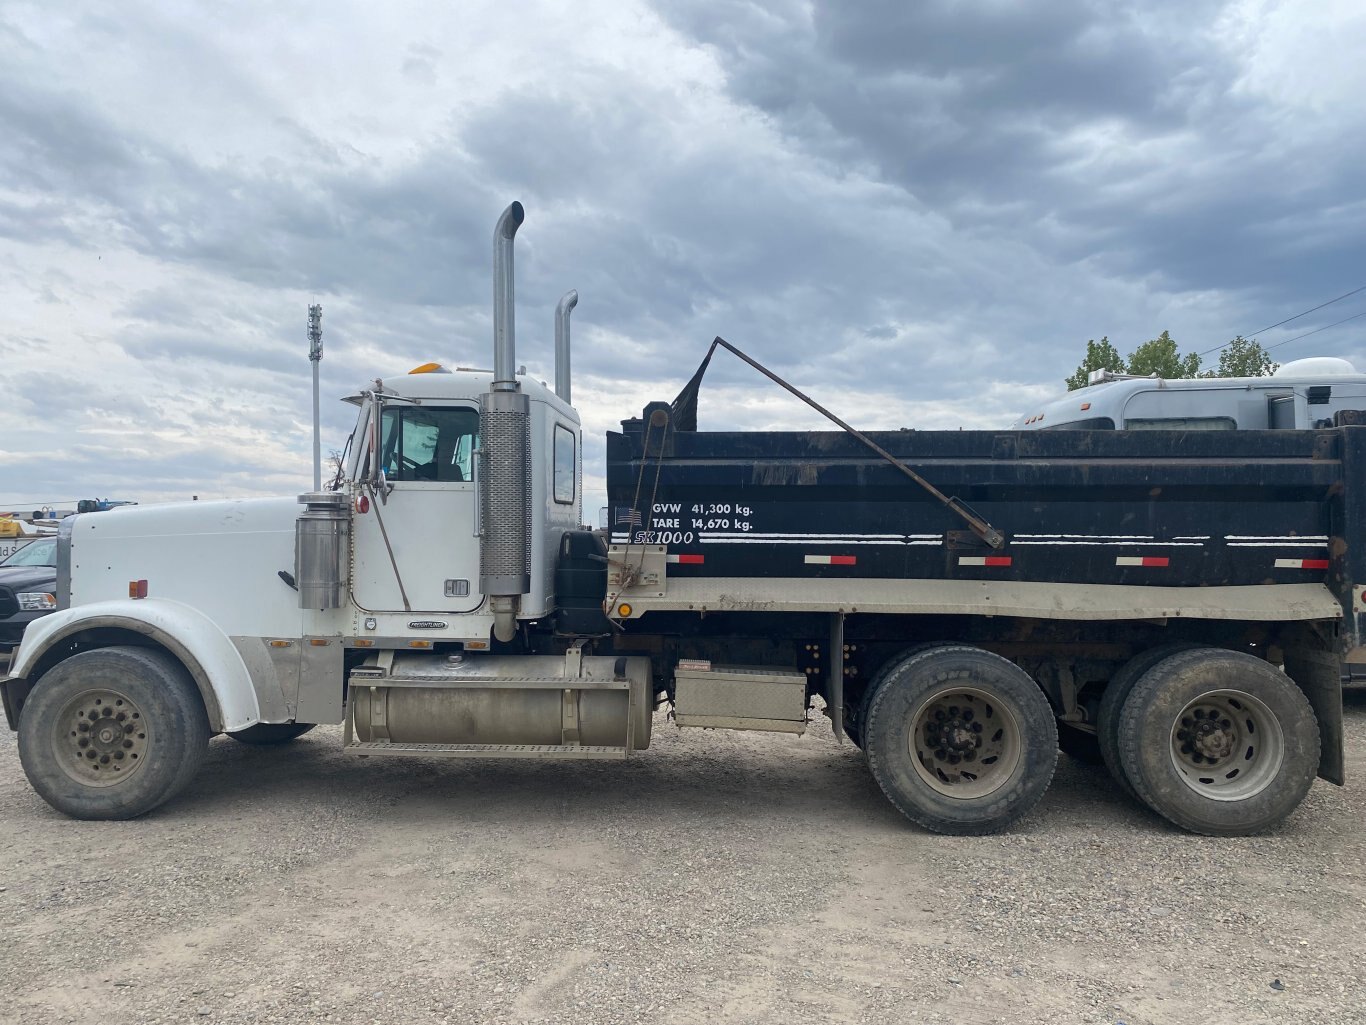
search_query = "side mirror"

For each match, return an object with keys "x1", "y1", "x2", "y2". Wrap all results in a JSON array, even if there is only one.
[{"x1": 367, "y1": 387, "x2": 384, "y2": 492}]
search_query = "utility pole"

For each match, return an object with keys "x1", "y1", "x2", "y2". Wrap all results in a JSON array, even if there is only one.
[{"x1": 308, "y1": 304, "x2": 323, "y2": 491}]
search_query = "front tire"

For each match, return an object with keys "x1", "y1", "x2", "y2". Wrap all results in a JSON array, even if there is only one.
[
  {"x1": 863, "y1": 646, "x2": 1058, "y2": 835},
  {"x1": 17, "y1": 646, "x2": 210, "y2": 820},
  {"x1": 1117, "y1": 648, "x2": 1319, "y2": 836}
]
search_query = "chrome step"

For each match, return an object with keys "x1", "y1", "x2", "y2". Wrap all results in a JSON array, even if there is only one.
[{"x1": 343, "y1": 741, "x2": 629, "y2": 760}]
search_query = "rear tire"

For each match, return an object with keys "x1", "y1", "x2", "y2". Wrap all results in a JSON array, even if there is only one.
[
  {"x1": 1098, "y1": 643, "x2": 1196, "y2": 800},
  {"x1": 863, "y1": 646, "x2": 1058, "y2": 835},
  {"x1": 17, "y1": 646, "x2": 210, "y2": 820},
  {"x1": 227, "y1": 722, "x2": 315, "y2": 745},
  {"x1": 1117, "y1": 648, "x2": 1319, "y2": 836},
  {"x1": 843, "y1": 642, "x2": 954, "y2": 751}
]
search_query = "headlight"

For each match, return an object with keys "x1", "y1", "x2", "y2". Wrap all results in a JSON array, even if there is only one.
[{"x1": 17, "y1": 592, "x2": 56, "y2": 611}]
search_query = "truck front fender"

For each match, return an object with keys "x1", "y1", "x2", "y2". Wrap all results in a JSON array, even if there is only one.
[{"x1": 4, "y1": 599, "x2": 262, "y2": 732}]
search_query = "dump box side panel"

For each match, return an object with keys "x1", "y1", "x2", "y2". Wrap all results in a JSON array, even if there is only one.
[{"x1": 607, "y1": 422, "x2": 1346, "y2": 592}]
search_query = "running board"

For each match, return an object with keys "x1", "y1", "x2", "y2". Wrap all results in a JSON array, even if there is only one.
[{"x1": 344, "y1": 741, "x2": 629, "y2": 760}]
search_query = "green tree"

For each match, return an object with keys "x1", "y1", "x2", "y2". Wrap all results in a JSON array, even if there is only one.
[
  {"x1": 1127, "y1": 330, "x2": 1201, "y2": 379},
  {"x1": 1065, "y1": 336, "x2": 1127, "y2": 390},
  {"x1": 1201, "y1": 335, "x2": 1278, "y2": 378}
]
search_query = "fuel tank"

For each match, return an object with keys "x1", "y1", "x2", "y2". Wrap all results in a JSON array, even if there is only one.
[{"x1": 347, "y1": 650, "x2": 652, "y2": 751}]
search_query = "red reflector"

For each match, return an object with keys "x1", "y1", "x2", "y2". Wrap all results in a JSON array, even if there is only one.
[
  {"x1": 830, "y1": 555, "x2": 856, "y2": 565},
  {"x1": 676, "y1": 554, "x2": 704, "y2": 564},
  {"x1": 1302, "y1": 559, "x2": 1330, "y2": 570},
  {"x1": 128, "y1": 579, "x2": 148, "y2": 599},
  {"x1": 356, "y1": 495, "x2": 370, "y2": 514}
]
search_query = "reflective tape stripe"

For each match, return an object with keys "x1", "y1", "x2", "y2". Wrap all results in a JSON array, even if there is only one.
[
  {"x1": 1274, "y1": 558, "x2": 1329, "y2": 570},
  {"x1": 666, "y1": 554, "x2": 705, "y2": 564},
  {"x1": 804, "y1": 555, "x2": 856, "y2": 565},
  {"x1": 958, "y1": 556, "x2": 1013, "y2": 567},
  {"x1": 1116, "y1": 556, "x2": 1170, "y2": 567}
]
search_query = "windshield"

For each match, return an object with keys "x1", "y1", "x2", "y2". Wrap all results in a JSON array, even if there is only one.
[{"x1": 2, "y1": 539, "x2": 57, "y2": 567}]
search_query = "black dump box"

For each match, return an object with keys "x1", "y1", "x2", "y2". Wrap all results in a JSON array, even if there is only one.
[{"x1": 605, "y1": 404, "x2": 1366, "y2": 652}]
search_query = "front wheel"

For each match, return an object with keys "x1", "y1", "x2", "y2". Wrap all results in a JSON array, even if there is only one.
[
  {"x1": 1117, "y1": 649, "x2": 1319, "y2": 836},
  {"x1": 17, "y1": 646, "x2": 210, "y2": 820},
  {"x1": 863, "y1": 646, "x2": 1058, "y2": 835}
]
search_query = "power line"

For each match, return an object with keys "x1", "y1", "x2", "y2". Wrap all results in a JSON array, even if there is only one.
[
  {"x1": 1261, "y1": 309, "x2": 1366, "y2": 353},
  {"x1": 1197, "y1": 282, "x2": 1366, "y2": 358},
  {"x1": 1244, "y1": 284, "x2": 1366, "y2": 337}
]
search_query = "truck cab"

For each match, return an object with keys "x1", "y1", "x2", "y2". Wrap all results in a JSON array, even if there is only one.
[{"x1": 339, "y1": 364, "x2": 581, "y2": 645}]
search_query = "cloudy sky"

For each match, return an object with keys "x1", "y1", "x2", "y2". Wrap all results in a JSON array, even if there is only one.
[{"x1": 2, "y1": 0, "x2": 1364, "y2": 514}]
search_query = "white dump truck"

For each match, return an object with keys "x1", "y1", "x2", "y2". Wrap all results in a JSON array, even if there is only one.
[{"x1": 3, "y1": 204, "x2": 1355, "y2": 837}]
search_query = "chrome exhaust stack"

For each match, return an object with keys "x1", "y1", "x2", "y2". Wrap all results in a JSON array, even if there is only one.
[
  {"x1": 491, "y1": 201, "x2": 524, "y2": 393},
  {"x1": 482, "y1": 202, "x2": 532, "y2": 642},
  {"x1": 554, "y1": 289, "x2": 578, "y2": 403}
]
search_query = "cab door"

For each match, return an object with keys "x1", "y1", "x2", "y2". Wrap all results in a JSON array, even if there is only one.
[{"x1": 351, "y1": 403, "x2": 483, "y2": 613}]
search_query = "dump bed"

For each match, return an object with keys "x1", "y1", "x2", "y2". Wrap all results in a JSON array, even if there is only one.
[{"x1": 606, "y1": 409, "x2": 1366, "y2": 653}]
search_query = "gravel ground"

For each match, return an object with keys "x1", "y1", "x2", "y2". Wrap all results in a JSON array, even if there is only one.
[{"x1": 2, "y1": 694, "x2": 1364, "y2": 1025}]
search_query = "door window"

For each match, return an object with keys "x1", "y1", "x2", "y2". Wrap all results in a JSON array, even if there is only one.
[{"x1": 379, "y1": 407, "x2": 479, "y2": 482}]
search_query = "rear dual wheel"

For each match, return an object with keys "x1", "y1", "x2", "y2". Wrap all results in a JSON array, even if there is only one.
[
  {"x1": 844, "y1": 642, "x2": 954, "y2": 750},
  {"x1": 1098, "y1": 643, "x2": 1197, "y2": 800},
  {"x1": 1117, "y1": 649, "x2": 1319, "y2": 835},
  {"x1": 864, "y1": 646, "x2": 1057, "y2": 835}
]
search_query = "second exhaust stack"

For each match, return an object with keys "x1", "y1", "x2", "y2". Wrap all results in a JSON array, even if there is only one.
[{"x1": 555, "y1": 289, "x2": 578, "y2": 403}]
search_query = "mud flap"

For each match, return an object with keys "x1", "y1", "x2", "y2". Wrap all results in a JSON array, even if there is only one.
[{"x1": 1284, "y1": 648, "x2": 1345, "y2": 785}]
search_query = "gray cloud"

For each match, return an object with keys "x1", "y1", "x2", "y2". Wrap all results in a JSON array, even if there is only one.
[
  {"x1": 1, "y1": 0, "x2": 1364, "y2": 513},
  {"x1": 650, "y1": 0, "x2": 1366, "y2": 309}
]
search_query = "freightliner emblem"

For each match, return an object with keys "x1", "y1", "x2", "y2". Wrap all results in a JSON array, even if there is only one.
[{"x1": 407, "y1": 620, "x2": 448, "y2": 629}]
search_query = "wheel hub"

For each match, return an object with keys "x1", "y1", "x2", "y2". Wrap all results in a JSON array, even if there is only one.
[
  {"x1": 54, "y1": 689, "x2": 149, "y2": 788},
  {"x1": 922, "y1": 706, "x2": 983, "y2": 764},
  {"x1": 910, "y1": 689, "x2": 1021, "y2": 800},
  {"x1": 1168, "y1": 689, "x2": 1285, "y2": 802},
  {"x1": 1177, "y1": 707, "x2": 1237, "y2": 765}
]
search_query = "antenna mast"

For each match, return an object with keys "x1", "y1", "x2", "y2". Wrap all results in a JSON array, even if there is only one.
[{"x1": 308, "y1": 304, "x2": 323, "y2": 491}]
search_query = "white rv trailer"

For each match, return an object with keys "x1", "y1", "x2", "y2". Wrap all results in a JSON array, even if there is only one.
[{"x1": 1015, "y1": 356, "x2": 1366, "y2": 431}]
